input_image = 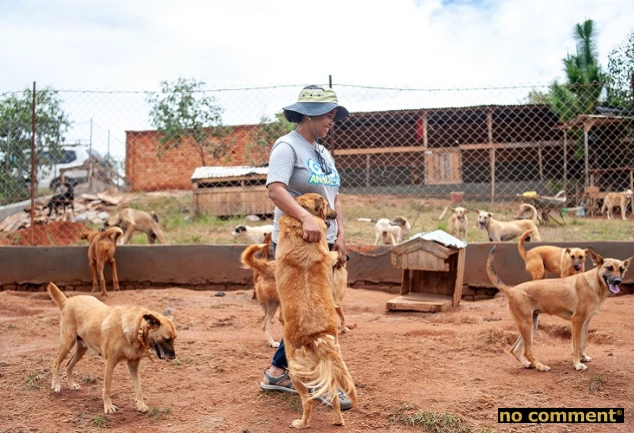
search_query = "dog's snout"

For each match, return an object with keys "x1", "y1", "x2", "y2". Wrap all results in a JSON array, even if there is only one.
[{"x1": 613, "y1": 278, "x2": 622, "y2": 285}]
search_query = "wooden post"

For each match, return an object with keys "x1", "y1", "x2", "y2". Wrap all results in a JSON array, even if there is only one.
[
  {"x1": 488, "y1": 107, "x2": 495, "y2": 204},
  {"x1": 563, "y1": 130, "x2": 568, "y2": 191},
  {"x1": 422, "y1": 111, "x2": 428, "y2": 148},
  {"x1": 365, "y1": 154, "x2": 370, "y2": 187},
  {"x1": 538, "y1": 144, "x2": 543, "y2": 182},
  {"x1": 583, "y1": 120, "x2": 593, "y2": 187}
]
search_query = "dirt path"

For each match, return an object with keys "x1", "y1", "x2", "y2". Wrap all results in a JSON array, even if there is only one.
[{"x1": 1, "y1": 287, "x2": 633, "y2": 432}]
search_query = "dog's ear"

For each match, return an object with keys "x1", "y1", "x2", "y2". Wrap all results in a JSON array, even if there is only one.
[
  {"x1": 623, "y1": 257, "x2": 632, "y2": 271},
  {"x1": 143, "y1": 314, "x2": 161, "y2": 329},
  {"x1": 587, "y1": 247, "x2": 604, "y2": 267},
  {"x1": 564, "y1": 248, "x2": 571, "y2": 255}
]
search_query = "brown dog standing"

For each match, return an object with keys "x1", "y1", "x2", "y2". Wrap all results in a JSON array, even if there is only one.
[
  {"x1": 81, "y1": 227, "x2": 123, "y2": 296},
  {"x1": 517, "y1": 229, "x2": 587, "y2": 280},
  {"x1": 276, "y1": 193, "x2": 357, "y2": 428},
  {"x1": 487, "y1": 247, "x2": 631, "y2": 372},
  {"x1": 601, "y1": 190, "x2": 633, "y2": 220},
  {"x1": 48, "y1": 282, "x2": 177, "y2": 414},
  {"x1": 448, "y1": 207, "x2": 468, "y2": 241}
]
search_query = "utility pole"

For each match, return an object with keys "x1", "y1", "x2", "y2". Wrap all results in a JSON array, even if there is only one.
[{"x1": 88, "y1": 118, "x2": 93, "y2": 189}]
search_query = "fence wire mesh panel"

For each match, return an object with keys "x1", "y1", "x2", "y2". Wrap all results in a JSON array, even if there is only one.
[{"x1": 0, "y1": 83, "x2": 633, "y2": 245}]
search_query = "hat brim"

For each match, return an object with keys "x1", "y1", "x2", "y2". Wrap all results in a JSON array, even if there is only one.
[{"x1": 283, "y1": 102, "x2": 349, "y2": 122}]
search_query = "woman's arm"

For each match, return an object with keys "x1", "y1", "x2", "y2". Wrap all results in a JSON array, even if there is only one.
[
  {"x1": 268, "y1": 182, "x2": 323, "y2": 243},
  {"x1": 332, "y1": 193, "x2": 347, "y2": 267}
]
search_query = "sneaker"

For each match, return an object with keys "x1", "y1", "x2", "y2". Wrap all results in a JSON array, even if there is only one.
[
  {"x1": 259, "y1": 369, "x2": 298, "y2": 394},
  {"x1": 314, "y1": 389, "x2": 353, "y2": 411}
]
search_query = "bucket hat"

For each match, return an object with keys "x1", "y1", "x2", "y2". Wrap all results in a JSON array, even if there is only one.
[{"x1": 283, "y1": 85, "x2": 349, "y2": 122}]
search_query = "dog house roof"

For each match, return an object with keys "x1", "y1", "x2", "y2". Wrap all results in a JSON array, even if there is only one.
[{"x1": 407, "y1": 230, "x2": 467, "y2": 249}]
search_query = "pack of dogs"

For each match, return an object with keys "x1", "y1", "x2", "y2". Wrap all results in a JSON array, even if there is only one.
[{"x1": 40, "y1": 190, "x2": 632, "y2": 425}]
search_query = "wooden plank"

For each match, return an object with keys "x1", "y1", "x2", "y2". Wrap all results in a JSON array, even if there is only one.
[
  {"x1": 386, "y1": 293, "x2": 453, "y2": 313},
  {"x1": 400, "y1": 269, "x2": 410, "y2": 295},
  {"x1": 453, "y1": 248, "x2": 466, "y2": 306}
]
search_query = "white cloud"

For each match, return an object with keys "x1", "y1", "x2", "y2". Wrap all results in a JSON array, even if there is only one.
[{"x1": 1, "y1": 0, "x2": 632, "y2": 161}]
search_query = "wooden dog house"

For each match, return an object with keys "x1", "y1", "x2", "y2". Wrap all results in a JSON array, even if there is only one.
[
  {"x1": 191, "y1": 166, "x2": 274, "y2": 217},
  {"x1": 387, "y1": 231, "x2": 466, "y2": 313}
]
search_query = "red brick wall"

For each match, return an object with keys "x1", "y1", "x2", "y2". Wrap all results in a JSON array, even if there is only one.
[{"x1": 125, "y1": 125, "x2": 266, "y2": 191}]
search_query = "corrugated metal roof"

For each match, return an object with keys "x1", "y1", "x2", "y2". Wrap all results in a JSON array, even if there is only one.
[
  {"x1": 407, "y1": 230, "x2": 467, "y2": 249},
  {"x1": 191, "y1": 166, "x2": 269, "y2": 181}
]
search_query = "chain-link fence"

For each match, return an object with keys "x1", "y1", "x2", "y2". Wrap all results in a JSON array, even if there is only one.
[{"x1": 1, "y1": 82, "x2": 633, "y2": 245}]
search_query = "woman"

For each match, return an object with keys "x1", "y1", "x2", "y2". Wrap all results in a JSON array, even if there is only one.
[{"x1": 259, "y1": 84, "x2": 352, "y2": 410}]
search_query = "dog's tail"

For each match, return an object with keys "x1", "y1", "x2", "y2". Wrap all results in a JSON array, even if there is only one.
[
  {"x1": 519, "y1": 204, "x2": 539, "y2": 223},
  {"x1": 151, "y1": 211, "x2": 159, "y2": 223},
  {"x1": 357, "y1": 217, "x2": 376, "y2": 223},
  {"x1": 47, "y1": 282, "x2": 67, "y2": 310},
  {"x1": 486, "y1": 246, "x2": 511, "y2": 295},
  {"x1": 240, "y1": 244, "x2": 273, "y2": 277},
  {"x1": 103, "y1": 226, "x2": 124, "y2": 243},
  {"x1": 288, "y1": 335, "x2": 358, "y2": 409},
  {"x1": 517, "y1": 229, "x2": 532, "y2": 260}
]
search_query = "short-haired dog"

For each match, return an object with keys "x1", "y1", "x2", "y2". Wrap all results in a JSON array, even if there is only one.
[
  {"x1": 105, "y1": 208, "x2": 165, "y2": 244},
  {"x1": 81, "y1": 227, "x2": 124, "y2": 296},
  {"x1": 517, "y1": 229, "x2": 587, "y2": 280},
  {"x1": 487, "y1": 247, "x2": 631, "y2": 371},
  {"x1": 48, "y1": 282, "x2": 177, "y2": 414},
  {"x1": 448, "y1": 207, "x2": 468, "y2": 241},
  {"x1": 476, "y1": 204, "x2": 541, "y2": 242},
  {"x1": 601, "y1": 190, "x2": 633, "y2": 220}
]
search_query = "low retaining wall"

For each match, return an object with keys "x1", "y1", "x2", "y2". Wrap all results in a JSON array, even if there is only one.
[{"x1": 1, "y1": 242, "x2": 633, "y2": 298}]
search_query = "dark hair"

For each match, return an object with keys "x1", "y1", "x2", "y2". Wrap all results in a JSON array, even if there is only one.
[{"x1": 283, "y1": 110, "x2": 305, "y2": 123}]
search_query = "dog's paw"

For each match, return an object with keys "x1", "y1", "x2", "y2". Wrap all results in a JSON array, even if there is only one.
[
  {"x1": 575, "y1": 363, "x2": 588, "y2": 371},
  {"x1": 534, "y1": 362, "x2": 551, "y2": 372},
  {"x1": 340, "y1": 326, "x2": 350, "y2": 334},
  {"x1": 104, "y1": 403, "x2": 119, "y2": 414},
  {"x1": 70, "y1": 383, "x2": 81, "y2": 391},
  {"x1": 52, "y1": 383, "x2": 61, "y2": 393},
  {"x1": 136, "y1": 402, "x2": 148, "y2": 412},
  {"x1": 291, "y1": 419, "x2": 309, "y2": 429},
  {"x1": 581, "y1": 354, "x2": 592, "y2": 362},
  {"x1": 270, "y1": 341, "x2": 280, "y2": 348}
]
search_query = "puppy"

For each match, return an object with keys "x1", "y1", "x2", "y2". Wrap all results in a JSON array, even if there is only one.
[
  {"x1": 231, "y1": 224, "x2": 274, "y2": 244},
  {"x1": 81, "y1": 227, "x2": 124, "y2": 296},
  {"x1": 601, "y1": 190, "x2": 633, "y2": 220},
  {"x1": 105, "y1": 208, "x2": 165, "y2": 244},
  {"x1": 517, "y1": 229, "x2": 587, "y2": 280},
  {"x1": 276, "y1": 193, "x2": 358, "y2": 428},
  {"x1": 487, "y1": 247, "x2": 631, "y2": 371},
  {"x1": 240, "y1": 243, "x2": 283, "y2": 348},
  {"x1": 47, "y1": 282, "x2": 177, "y2": 414},
  {"x1": 45, "y1": 182, "x2": 75, "y2": 220},
  {"x1": 448, "y1": 207, "x2": 468, "y2": 241},
  {"x1": 476, "y1": 204, "x2": 541, "y2": 242},
  {"x1": 373, "y1": 216, "x2": 411, "y2": 245}
]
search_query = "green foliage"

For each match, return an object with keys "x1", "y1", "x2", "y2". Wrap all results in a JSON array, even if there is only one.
[
  {"x1": 147, "y1": 78, "x2": 233, "y2": 166},
  {"x1": 389, "y1": 405, "x2": 497, "y2": 433},
  {"x1": 92, "y1": 414, "x2": 107, "y2": 428},
  {"x1": 0, "y1": 87, "x2": 71, "y2": 204},
  {"x1": 606, "y1": 29, "x2": 634, "y2": 110}
]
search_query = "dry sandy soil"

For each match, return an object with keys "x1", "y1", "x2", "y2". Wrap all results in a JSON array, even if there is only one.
[{"x1": 1, "y1": 285, "x2": 633, "y2": 433}]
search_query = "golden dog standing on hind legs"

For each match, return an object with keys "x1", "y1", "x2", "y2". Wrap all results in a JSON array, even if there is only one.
[
  {"x1": 276, "y1": 193, "x2": 358, "y2": 428},
  {"x1": 487, "y1": 246, "x2": 630, "y2": 371},
  {"x1": 47, "y1": 282, "x2": 177, "y2": 414}
]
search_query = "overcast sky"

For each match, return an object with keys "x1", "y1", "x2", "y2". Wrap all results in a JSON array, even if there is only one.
[{"x1": 1, "y1": 0, "x2": 633, "y2": 160}]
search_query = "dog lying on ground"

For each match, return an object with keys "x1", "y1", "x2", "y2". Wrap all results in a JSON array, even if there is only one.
[
  {"x1": 486, "y1": 246, "x2": 630, "y2": 371},
  {"x1": 476, "y1": 204, "x2": 541, "y2": 242},
  {"x1": 105, "y1": 208, "x2": 165, "y2": 244},
  {"x1": 448, "y1": 207, "x2": 468, "y2": 241},
  {"x1": 47, "y1": 282, "x2": 177, "y2": 414},
  {"x1": 81, "y1": 227, "x2": 124, "y2": 296},
  {"x1": 231, "y1": 224, "x2": 274, "y2": 244},
  {"x1": 276, "y1": 193, "x2": 357, "y2": 428},
  {"x1": 601, "y1": 190, "x2": 633, "y2": 220},
  {"x1": 45, "y1": 182, "x2": 75, "y2": 221},
  {"x1": 240, "y1": 243, "x2": 283, "y2": 348},
  {"x1": 517, "y1": 229, "x2": 587, "y2": 280}
]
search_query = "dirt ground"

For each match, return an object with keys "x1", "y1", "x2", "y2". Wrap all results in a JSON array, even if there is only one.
[{"x1": 1, "y1": 286, "x2": 633, "y2": 433}]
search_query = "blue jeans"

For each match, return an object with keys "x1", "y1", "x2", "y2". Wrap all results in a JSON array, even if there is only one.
[{"x1": 270, "y1": 241, "x2": 335, "y2": 370}]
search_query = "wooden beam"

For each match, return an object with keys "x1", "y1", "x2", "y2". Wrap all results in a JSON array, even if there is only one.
[{"x1": 334, "y1": 140, "x2": 565, "y2": 156}]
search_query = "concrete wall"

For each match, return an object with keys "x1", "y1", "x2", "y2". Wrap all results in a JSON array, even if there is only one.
[{"x1": 1, "y1": 242, "x2": 633, "y2": 294}]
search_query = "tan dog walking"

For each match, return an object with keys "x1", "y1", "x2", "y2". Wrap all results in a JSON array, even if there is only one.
[
  {"x1": 487, "y1": 247, "x2": 630, "y2": 372},
  {"x1": 276, "y1": 193, "x2": 357, "y2": 428},
  {"x1": 105, "y1": 208, "x2": 165, "y2": 244},
  {"x1": 476, "y1": 204, "x2": 541, "y2": 242},
  {"x1": 517, "y1": 229, "x2": 587, "y2": 280},
  {"x1": 81, "y1": 227, "x2": 123, "y2": 296},
  {"x1": 601, "y1": 190, "x2": 633, "y2": 220},
  {"x1": 48, "y1": 282, "x2": 177, "y2": 414}
]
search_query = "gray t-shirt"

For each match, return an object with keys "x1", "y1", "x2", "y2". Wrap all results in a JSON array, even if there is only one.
[{"x1": 266, "y1": 130, "x2": 340, "y2": 244}]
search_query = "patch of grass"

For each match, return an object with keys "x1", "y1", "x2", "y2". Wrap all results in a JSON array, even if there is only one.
[
  {"x1": 23, "y1": 371, "x2": 45, "y2": 389},
  {"x1": 7, "y1": 323, "x2": 14, "y2": 329},
  {"x1": 184, "y1": 356, "x2": 192, "y2": 364},
  {"x1": 588, "y1": 376, "x2": 605, "y2": 392},
  {"x1": 389, "y1": 405, "x2": 497, "y2": 433},
  {"x1": 171, "y1": 359, "x2": 182, "y2": 366},
  {"x1": 92, "y1": 414, "x2": 107, "y2": 428},
  {"x1": 148, "y1": 407, "x2": 172, "y2": 421},
  {"x1": 82, "y1": 375, "x2": 98, "y2": 385}
]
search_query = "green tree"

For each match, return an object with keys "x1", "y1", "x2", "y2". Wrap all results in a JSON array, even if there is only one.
[
  {"x1": 0, "y1": 87, "x2": 71, "y2": 204},
  {"x1": 550, "y1": 19, "x2": 606, "y2": 122},
  {"x1": 147, "y1": 78, "x2": 232, "y2": 166},
  {"x1": 606, "y1": 29, "x2": 634, "y2": 110},
  {"x1": 245, "y1": 111, "x2": 295, "y2": 166}
]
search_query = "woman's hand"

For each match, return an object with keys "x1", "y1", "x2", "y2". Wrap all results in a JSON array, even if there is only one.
[
  {"x1": 300, "y1": 214, "x2": 322, "y2": 243},
  {"x1": 332, "y1": 235, "x2": 347, "y2": 267}
]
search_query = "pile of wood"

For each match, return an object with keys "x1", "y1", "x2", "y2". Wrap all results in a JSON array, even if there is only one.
[{"x1": 0, "y1": 193, "x2": 123, "y2": 233}]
